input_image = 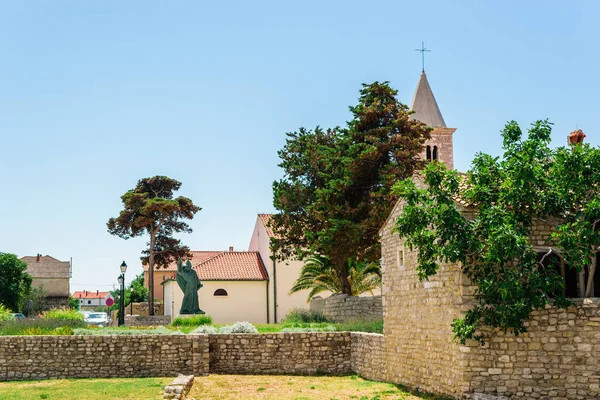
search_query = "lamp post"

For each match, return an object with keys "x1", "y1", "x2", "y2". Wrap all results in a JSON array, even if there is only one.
[
  {"x1": 130, "y1": 287, "x2": 134, "y2": 316},
  {"x1": 118, "y1": 261, "x2": 127, "y2": 326}
]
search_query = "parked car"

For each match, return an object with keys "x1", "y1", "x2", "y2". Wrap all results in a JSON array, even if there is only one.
[
  {"x1": 10, "y1": 313, "x2": 26, "y2": 320},
  {"x1": 85, "y1": 312, "x2": 108, "y2": 327}
]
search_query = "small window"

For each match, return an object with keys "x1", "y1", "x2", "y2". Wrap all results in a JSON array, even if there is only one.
[
  {"x1": 397, "y1": 249, "x2": 404, "y2": 267},
  {"x1": 433, "y1": 146, "x2": 438, "y2": 161},
  {"x1": 426, "y1": 146, "x2": 432, "y2": 161},
  {"x1": 87, "y1": 300, "x2": 91, "y2": 304},
  {"x1": 214, "y1": 289, "x2": 228, "y2": 296}
]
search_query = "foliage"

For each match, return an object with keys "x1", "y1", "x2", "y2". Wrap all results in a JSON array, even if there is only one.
[
  {"x1": 280, "y1": 325, "x2": 336, "y2": 332},
  {"x1": 0, "y1": 304, "x2": 12, "y2": 321},
  {"x1": 189, "y1": 325, "x2": 218, "y2": 334},
  {"x1": 0, "y1": 318, "x2": 86, "y2": 335},
  {"x1": 41, "y1": 308, "x2": 85, "y2": 321},
  {"x1": 282, "y1": 308, "x2": 330, "y2": 324},
  {"x1": 0, "y1": 253, "x2": 32, "y2": 312},
  {"x1": 171, "y1": 314, "x2": 213, "y2": 326},
  {"x1": 68, "y1": 295, "x2": 80, "y2": 310},
  {"x1": 218, "y1": 321, "x2": 258, "y2": 334},
  {"x1": 128, "y1": 273, "x2": 149, "y2": 303},
  {"x1": 395, "y1": 119, "x2": 600, "y2": 344},
  {"x1": 107, "y1": 176, "x2": 200, "y2": 315},
  {"x1": 19, "y1": 286, "x2": 48, "y2": 316},
  {"x1": 291, "y1": 256, "x2": 381, "y2": 300},
  {"x1": 271, "y1": 82, "x2": 431, "y2": 295}
]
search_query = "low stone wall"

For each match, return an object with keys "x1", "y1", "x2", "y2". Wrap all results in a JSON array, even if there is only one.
[
  {"x1": 209, "y1": 332, "x2": 352, "y2": 375},
  {"x1": 351, "y1": 332, "x2": 385, "y2": 382},
  {"x1": 314, "y1": 294, "x2": 382, "y2": 322},
  {"x1": 130, "y1": 302, "x2": 164, "y2": 316},
  {"x1": 0, "y1": 335, "x2": 209, "y2": 381},
  {"x1": 125, "y1": 315, "x2": 171, "y2": 326},
  {"x1": 467, "y1": 300, "x2": 600, "y2": 400}
]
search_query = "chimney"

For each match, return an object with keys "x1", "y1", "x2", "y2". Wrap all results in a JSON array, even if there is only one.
[
  {"x1": 96, "y1": 290, "x2": 99, "y2": 295},
  {"x1": 229, "y1": 246, "x2": 234, "y2": 252},
  {"x1": 568, "y1": 129, "x2": 586, "y2": 146},
  {"x1": 36, "y1": 254, "x2": 40, "y2": 262}
]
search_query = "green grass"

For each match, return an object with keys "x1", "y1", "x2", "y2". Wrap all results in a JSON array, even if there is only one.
[
  {"x1": 0, "y1": 377, "x2": 170, "y2": 400},
  {"x1": 0, "y1": 319, "x2": 87, "y2": 336}
]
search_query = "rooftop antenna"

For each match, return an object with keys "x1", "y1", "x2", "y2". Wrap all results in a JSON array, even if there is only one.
[{"x1": 415, "y1": 41, "x2": 431, "y2": 73}]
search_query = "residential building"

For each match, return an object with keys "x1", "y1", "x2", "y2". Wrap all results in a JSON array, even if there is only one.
[
  {"x1": 20, "y1": 254, "x2": 71, "y2": 308},
  {"x1": 72, "y1": 290, "x2": 114, "y2": 308}
]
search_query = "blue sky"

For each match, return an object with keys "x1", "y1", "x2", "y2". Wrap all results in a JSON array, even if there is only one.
[{"x1": 1, "y1": 1, "x2": 598, "y2": 291}]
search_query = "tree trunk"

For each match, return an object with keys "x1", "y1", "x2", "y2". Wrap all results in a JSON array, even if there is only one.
[
  {"x1": 148, "y1": 229, "x2": 156, "y2": 316},
  {"x1": 584, "y1": 253, "x2": 597, "y2": 298},
  {"x1": 334, "y1": 257, "x2": 352, "y2": 295}
]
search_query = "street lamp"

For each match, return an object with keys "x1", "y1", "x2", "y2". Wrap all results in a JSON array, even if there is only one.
[
  {"x1": 130, "y1": 287, "x2": 134, "y2": 316},
  {"x1": 118, "y1": 261, "x2": 127, "y2": 326}
]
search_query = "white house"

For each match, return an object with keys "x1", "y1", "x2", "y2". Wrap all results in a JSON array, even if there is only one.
[{"x1": 72, "y1": 290, "x2": 113, "y2": 308}]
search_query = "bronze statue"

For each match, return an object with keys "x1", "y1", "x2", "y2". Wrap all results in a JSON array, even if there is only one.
[{"x1": 176, "y1": 259, "x2": 204, "y2": 314}]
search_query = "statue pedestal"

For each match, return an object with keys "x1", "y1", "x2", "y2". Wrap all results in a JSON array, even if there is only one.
[{"x1": 178, "y1": 310, "x2": 205, "y2": 318}]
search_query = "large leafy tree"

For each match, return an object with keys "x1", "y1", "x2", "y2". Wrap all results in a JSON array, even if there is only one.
[
  {"x1": 0, "y1": 253, "x2": 32, "y2": 311},
  {"x1": 107, "y1": 176, "x2": 200, "y2": 315},
  {"x1": 395, "y1": 120, "x2": 600, "y2": 344},
  {"x1": 272, "y1": 82, "x2": 430, "y2": 294},
  {"x1": 291, "y1": 256, "x2": 381, "y2": 301}
]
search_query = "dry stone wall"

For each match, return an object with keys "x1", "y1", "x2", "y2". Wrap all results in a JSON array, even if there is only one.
[
  {"x1": 351, "y1": 332, "x2": 385, "y2": 381},
  {"x1": 0, "y1": 334, "x2": 209, "y2": 381},
  {"x1": 315, "y1": 294, "x2": 383, "y2": 322},
  {"x1": 209, "y1": 332, "x2": 352, "y2": 375},
  {"x1": 124, "y1": 315, "x2": 171, "y2": 326}
]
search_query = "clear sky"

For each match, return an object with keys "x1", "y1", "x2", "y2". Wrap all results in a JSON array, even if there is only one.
[{"x1": 1, "y1": 1, "x2": 598, "y2": 291}]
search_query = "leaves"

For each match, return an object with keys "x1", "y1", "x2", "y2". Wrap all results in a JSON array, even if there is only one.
[{"x1": 395, "y1": 120, "x2": 600, "y2": 344}]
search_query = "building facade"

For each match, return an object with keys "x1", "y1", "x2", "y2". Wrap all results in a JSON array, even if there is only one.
[{"x1": 20, "y1": 254, "x2": 71, "y2": 308}]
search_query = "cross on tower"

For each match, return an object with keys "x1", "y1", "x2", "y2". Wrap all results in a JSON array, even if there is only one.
[{"x1": 415, "y1": 41, "x2": 431, "y2": 72}]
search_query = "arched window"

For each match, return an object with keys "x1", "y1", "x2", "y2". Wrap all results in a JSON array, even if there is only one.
[
  {"x1": 433, "y1": 146, "x2": 438, "y2": 161},
  {"x1": 213, "y1": 288, "x2": 228, "y2": 296},
  {"x1": 426, "y1": 146, "x2": 432, "y2": 161}
]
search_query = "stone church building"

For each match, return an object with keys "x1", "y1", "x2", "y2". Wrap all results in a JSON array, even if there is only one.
[{"x1": 378, "y1": 73, "x2": 600, "y2": 399}]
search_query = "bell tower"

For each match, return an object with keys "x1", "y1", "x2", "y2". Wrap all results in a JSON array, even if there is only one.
[{"x1": 409, "y1": 71, "x2": 456, "y2": 170}]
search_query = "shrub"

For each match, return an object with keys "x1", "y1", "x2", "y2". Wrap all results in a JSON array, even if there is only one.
[
  {"x1": 0, "y1": 305, "x2": 12, "y2": 322},
  {"x1": 218, "y1": 321, "x2": 258, "y2": 334},
  {"x1": 190, "y1": 325, "x2": 217, "y2": 334},
  {"x1": 0, "y1": 318, "x2": 86, "y2": 335},
  {"x1": 282, "y1": 308, "x2": 330, "y2": 324},
  {"x1": 41, "y1": 308, "x2": 84, "y2": 321},
  {"x1": 73, "y1": 326, "x2": 181, "y2": 335},
  {"x1": 171, "y1": 315, "x2": 213, "y2": 326}
]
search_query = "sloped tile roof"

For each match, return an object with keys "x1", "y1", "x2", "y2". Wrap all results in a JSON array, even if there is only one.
[
  {"x1": 143, "y1": 251, "x2": 222, "y2": 272},
  {"x1": 258, "y1": 213, "x2": 275, "y2": 237},
  {"x1": 20, "y1": 255, "x2": 70, "y2": 279},
  {"x1": 72, "y1": 291, "x2": 111, "y2": 299},
  {"x1": 194, "y1": 251, "x2": 268, "y2": 281}
]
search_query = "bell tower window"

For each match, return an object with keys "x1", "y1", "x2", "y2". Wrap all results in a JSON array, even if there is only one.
[{"x1": 426, "y1": 146, "x2": 432, "y2": 161}]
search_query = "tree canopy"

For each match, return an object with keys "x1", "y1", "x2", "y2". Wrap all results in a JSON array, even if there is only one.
[
  {"x1": 271, "y1": 82, "x2": 430, "y2": 294},
  {"x1": 107, "y1": 176, "x2": 200, "y2": 315},
  {"x1": 395, "y1": 120, "x2": 600, "y2": 344},
  {"x1": 0, "y1": 253, "x2": 32, "y2": 312}
]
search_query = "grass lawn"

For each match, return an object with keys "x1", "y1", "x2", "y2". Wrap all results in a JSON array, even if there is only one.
[
  {"x1": 187, "y1": 375, "x2": 450, "y2": 400},
  {"x1": 0, "y1": 377, "x2": 170, "y2": 400}
]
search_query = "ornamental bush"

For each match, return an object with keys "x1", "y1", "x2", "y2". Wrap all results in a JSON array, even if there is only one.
[
  {"x1": 218, "y1": 321, "x2": 258, "y2": 334},
  {"x1": 189, "y1": 325, "x2": 217, "y2": 334},
  {"x1": 41, "y1": 308, "x2": 85, "y2": 321}
]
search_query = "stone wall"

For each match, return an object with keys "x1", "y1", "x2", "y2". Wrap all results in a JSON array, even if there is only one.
[
  {"x1": 124, "y1": 315, "x2": 171, "y2": 326},
  {"x1": 130, "y1": 301, "x2": 164, "y2": 316},
  {"x1": 351, "y1": 332, "x2": 385, "y2": 382},
  {"x1": 312, "y1": 294, "x2": 382, "y2": 322},
  {"x1": 466, "y1": 300, "x2": 600, "y2": 400},
  {"x1": 209, "y1": 332, "x2": 352, "y2": 375},
  {"x1": 0, "y1": 334, "x2": 209, "y2": 381}
]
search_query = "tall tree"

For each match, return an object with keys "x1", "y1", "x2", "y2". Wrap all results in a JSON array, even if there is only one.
[
  {"x1": 395, "y1": 120, "x2": 600, "y2": 343},
  {"x1": 272, "y1": 82, "x2": 430, "y2": 294},
  {"x1": 0, "y1": 253, "x2": 32, "y2": 312},
  {"x1": 107, "y1": 176, "x2": 200, "y2": 315}
]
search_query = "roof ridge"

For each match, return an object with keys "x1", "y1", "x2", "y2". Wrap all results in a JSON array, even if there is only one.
[{"x1": 409, "y1": 72, "x2": 446, "y2": 128}]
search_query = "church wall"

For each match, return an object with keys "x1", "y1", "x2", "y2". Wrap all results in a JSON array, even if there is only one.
[
  {"x1": 164, "y1": 280, "x2": 268, "y2": 324},
  {"x1": 421, "y1": 127, "x2": 456, "y2": 170}
]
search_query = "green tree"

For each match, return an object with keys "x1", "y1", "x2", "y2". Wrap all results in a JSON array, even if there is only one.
[
  {"x1": 272, "y1": 82, "x2": 430, "y2": 294},
  {"x1": 107, "y1": 176, "x2": 201, "y2": 315},
  {"x1": 291, "y1": 256, "x2": 382, "y2": 301},
  {"x1": 128, "y1": 273, "x2": 149, "y2": 304},
  {"x1": 394, "y1": 120, "x2": 600, "y2": 344},
  {"x1": 20, "y1": 286, "x2": 47, "y2": 316},
  {"x1": 0, "y1": 253, "x2": 32, "y2": 312}
]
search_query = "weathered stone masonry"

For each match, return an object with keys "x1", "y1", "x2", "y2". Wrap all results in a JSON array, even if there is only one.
[{"x1": 311, "y1": 293, "x2": 383, "y2": 322}]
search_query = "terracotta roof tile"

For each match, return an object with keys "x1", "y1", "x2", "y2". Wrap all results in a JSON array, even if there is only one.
[
  {"x1": 258, "y1": 214, "x2": 276, "y2": 237},
  {"x1": 20, "y1": 255, "x2": 70, "y2": 278},
  {"x1": 194, "y1": 251, "x2": 268, "y2": 281},
  {"x1": 143, "y1": 251, "x2": 222, "y2": 272},
  {"x1": 72, "y1": 291, "x2": 111, "y2": 299}
]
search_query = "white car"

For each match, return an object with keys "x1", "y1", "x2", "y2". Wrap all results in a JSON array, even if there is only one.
[{"x1": 85, "y1": 312, "x2": 108, "y2": 327}]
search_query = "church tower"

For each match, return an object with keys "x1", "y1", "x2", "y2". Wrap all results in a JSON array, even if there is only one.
[{"x1": 409, "y1": 72, "x2": 456, "y2": 170}]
